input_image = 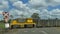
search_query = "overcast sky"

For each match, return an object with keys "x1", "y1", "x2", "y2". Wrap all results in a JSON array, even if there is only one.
[{"x1": 0, "y1": 0, "x2": 60, "y2": 20}]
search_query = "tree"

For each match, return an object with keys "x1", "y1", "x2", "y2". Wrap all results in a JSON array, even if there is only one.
[
  {"x1": 10, "y1": 15, "x2": 13, "y2": 18},
  {"x1": 31, "y1": 13, "x2": 40, "y2": 22},
  {"x1": 31, "y1": 13, "x2": 40, "y2": 19},
  {"x1": 20, "y1": 14, "x2": 25, "y2": 18},
  {"x1": 8, "y1": 15, "x2": 13, "y2": 23},
  {"x1": 31, "y1": 13, "x2": 40, "y2": 26}
]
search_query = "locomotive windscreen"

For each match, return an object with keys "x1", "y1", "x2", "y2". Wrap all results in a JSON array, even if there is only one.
[{"x1": 17, "y1": 19, "x2": 26, "y2": 23}]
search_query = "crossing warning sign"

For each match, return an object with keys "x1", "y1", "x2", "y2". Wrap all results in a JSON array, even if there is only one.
[{"x1": 2, "y1": 12, "x2": 9, "y2": 23}]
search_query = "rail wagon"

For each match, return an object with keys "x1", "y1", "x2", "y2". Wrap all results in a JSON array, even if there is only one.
[{"x1": 36, "y1": 19, "x2": 60, "y2": 27}]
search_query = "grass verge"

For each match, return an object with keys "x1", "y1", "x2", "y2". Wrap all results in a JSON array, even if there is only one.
[{"x1": 0, "y1": 23, "x2": 5, "y2": 29}]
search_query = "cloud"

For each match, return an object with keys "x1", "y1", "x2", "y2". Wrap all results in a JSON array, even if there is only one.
[
  {"x1": 9, "y1": 8, "x2": 40, "y2": 18},
  {"x1": 40, "y1": 9, "x2": 60, "y2": 19},
  {"x1": 10, "y1": 0, "x2": 60, "y2": 19},
  {"x1": 9, "y1": 8, "x2": 30, "y2": 18},
  {"x1": 0, "y1": 0, "x2": 9, "y2": 20},
  {"x1": 28, "y1": 0, "x2": 60, "y2": 9},
  {"x1": 0, "y1": 10, "x2": 3, "y2": 14},
  {"x1": 0, "y1": 0, "x2": 60, "y2": 19},
  {"x1": 46, "y1": 0, "x2": 60, "y2": 6},
  {"x1": 29, "y1": 0, "x2": 47, "y2": 6},
  {"x1": 9, "y1": 8, "x2": 23, "y2": 15},
  {"x1": 9, "y1": 0, "x2": 20, "y2": 3},
  {"x1": 40, "y1": 9, "x2": 50, "y2": 19},
  {"x1": 50, "y1": 9, "x2": 60, "y2": 19},
  {"x1": 13, "y1": 1, "x2": 27, "y2": 9},
  {"x1": 8, "y1": 1, "x2": 40, "y2": 18},
  {"x1": 0, "y1": 10, "x2": 4, "y2": 20},
  {"x1": 13, "y1": 1, "x2": 40, "y2": 14},
  {"x1": 0, "y1": 0, "x2": 9, "y2": 10},
  {"x1": 28, "y1": 0, "x2": 47, "y2": 9},
  {"x1": 27, "y1": 0, "x2": 60, "y2": 19}
]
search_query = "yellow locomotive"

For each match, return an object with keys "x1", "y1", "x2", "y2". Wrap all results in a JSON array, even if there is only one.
[{"x1": 10, "y1": 18, "x2": 36, "y2": 28}]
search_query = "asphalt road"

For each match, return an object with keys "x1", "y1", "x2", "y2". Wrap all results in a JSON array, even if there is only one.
[{"x1": 2, "y1": 27, "x2": 60, "y2": 34}]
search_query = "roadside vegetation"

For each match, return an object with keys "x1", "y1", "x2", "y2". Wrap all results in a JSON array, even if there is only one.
[
  {"x1": 0, "y1": 22, "x2": 5, "y2": 29},
  {"x1": 0, "y1": 20, "x2": 5, "y2": 29}
]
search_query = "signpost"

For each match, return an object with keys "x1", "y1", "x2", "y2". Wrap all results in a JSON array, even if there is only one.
[{"x1": 2, "y1": 12, "x2": 9, "y2": 29}]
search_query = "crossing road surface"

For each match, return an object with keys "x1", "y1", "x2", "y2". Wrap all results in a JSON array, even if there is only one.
[{"x1": 3, "y1": 27, "x2": 60, "y2": 34}]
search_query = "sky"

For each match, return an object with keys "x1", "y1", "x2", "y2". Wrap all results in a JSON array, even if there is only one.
[{"x1": 0, "y1": 0, "x2": 60, "y2": 20}]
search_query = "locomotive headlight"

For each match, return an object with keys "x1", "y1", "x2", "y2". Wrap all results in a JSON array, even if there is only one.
[{"x1": 27, "y1": 20, "x2": 33, "y2": 22}]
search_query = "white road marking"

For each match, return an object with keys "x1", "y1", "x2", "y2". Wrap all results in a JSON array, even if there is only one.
[
  {"x1": 41, "y1": 31, "x2": 48, "y2": 34},
  {"x1": 24, "y1": 31, "x2": 28, "y2": 32},
  {"x1": 32, "y1": 31, "x2": 35, "y2": 32},
  {"x1": 39, "y1": 31, "x2": 48, "y2": 34}
]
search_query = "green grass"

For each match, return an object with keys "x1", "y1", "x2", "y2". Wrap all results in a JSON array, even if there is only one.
[{"x1": 0, "y1": 23, "x2": 5, "y2": 29}]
